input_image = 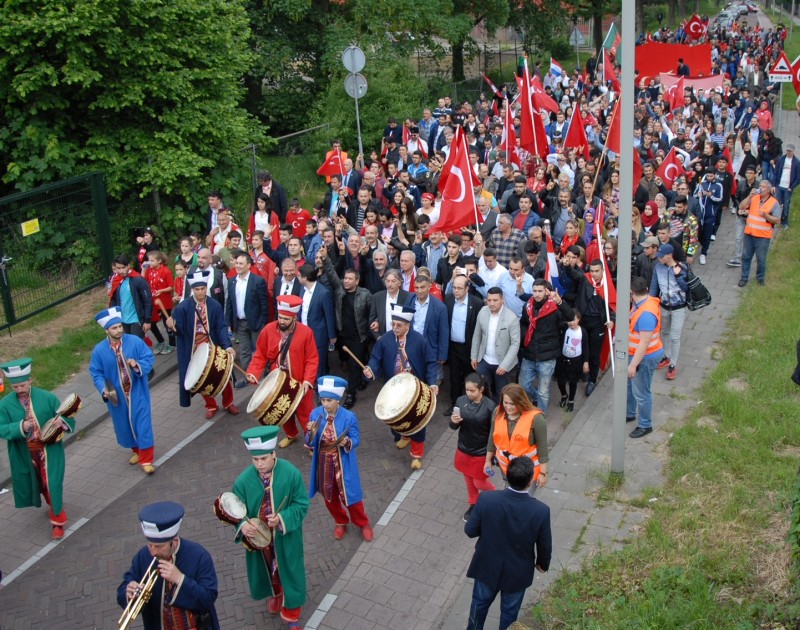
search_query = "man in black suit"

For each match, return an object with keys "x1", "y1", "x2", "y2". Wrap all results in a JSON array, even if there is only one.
[
  {"x1": 225, "y1": 252, "x2": 269, "y2": 382},
  {"x1": 184, "y1": 248, "x2": 226, "y2": 309},
  {"x1": 254, "y1": 169, "x2": 289, "y2": 222},
  {"x1": 272, "y1": 257, "x2": 303, "y2": 315},
  {"x1": 368, "y1": 269, "x2": 409, "y2": 340},
  {"x1": 464, "y1": 457, "x2": 551, "y2": 630},
  {"x1": 444, "y1": 274, "x2": 482, "y2": 415}
]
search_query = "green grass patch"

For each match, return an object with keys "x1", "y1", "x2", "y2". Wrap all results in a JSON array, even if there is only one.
[
  {"x1": 533, "y1": 193, "x2": 800, "y2": 628},
  {"x1": 260, "y1": 154, "x2": 329, "y2": 211}
]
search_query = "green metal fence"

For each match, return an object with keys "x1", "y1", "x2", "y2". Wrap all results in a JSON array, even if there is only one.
[{"x1": 0, "y1": 172, "x2": 113, "y2": 331}]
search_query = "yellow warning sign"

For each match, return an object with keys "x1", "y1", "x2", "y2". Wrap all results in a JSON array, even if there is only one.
[{"x1": 21, "y1": 218, "x2": 40, "y2": 236}]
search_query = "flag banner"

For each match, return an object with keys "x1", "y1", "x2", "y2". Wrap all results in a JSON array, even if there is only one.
[
  {"x1": 564, "y1": 107, "x2": 590, "y2": 160},
  {"x1": 636, "y1": 43, "x2": 712, "y2": 77},
  {"x1": 655, "y1": 147, "x2": 687, "y2": 189},
  {"x1": 435, "y1": 127, "x2": 480, "y2": 234},
  {"x1": 317, "y1": 151, "x2": 344, "y2": 176},
  {"x1": 659, "y1": 72, "x2": 724, "y2": 94}
]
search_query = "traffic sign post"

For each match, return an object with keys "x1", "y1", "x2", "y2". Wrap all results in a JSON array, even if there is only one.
[
  {"x1": 768, "y1": 50, "x2": 793, "y2": 83},
  {"x1": 343, "y1": 45, "x2": 367, "y2": 164}
]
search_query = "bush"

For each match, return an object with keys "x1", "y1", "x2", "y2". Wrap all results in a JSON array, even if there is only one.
[{"x1": 550, "y1": 38, "x2": 572, "y2": 61}]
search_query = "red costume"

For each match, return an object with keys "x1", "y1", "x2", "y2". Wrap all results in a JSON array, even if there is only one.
[{"x1": 247, "y1": 305, "x2": 320, "y2": 440}]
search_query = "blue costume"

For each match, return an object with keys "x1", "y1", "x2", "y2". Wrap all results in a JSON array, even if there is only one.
[
  {"x1": 306, "y1": 405, "x2": 364, "y2": 505},
  {"x1": 172, "y1": 296, "x2": 230, "y2": 408},
  {"x1": 117, "y1": 539, "x2": 220, "y2": 630},
  {"x1": 89, "y1": 334, "x2": 154, "y2": 450}
]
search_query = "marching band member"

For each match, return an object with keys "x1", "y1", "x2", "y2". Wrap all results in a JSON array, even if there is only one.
[
  {"x1": 118, "y1": 501, "x2": 220, "y2": 629},
  {"x1": 0, "y1": 358, "x2": 75, "y2": 539},
  {"x1": 89, "y1": 307, "x2": 156, "y2": 473},
  {"x1": 305, "y1": 375, "x2": 374, "y2": 541},
  {"x1": 233, "y1": 426, "x2": 308, "y2": 629}
]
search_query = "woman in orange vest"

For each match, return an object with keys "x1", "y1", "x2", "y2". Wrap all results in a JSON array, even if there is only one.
[
  {"x1": 627, "y1": 276, "x2": 664, "y2": 439},
  {"x1": 738, "y1": 179, "x2": 781, "y2": 287},
  {"x1": 484, "y1": 384, "x2": 549, "y2": 488}
]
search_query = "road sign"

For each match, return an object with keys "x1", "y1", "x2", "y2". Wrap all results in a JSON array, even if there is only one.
[
  {"x1": 344, "y1": 73, "x2": 368, "y2": 100},
  {"x1": 792, "y1": 54, "x2": 800, "y2": 95},
  {"x1": 342, "y1": 45, "x2": 365, "y2": 73},
  {"x1": 768, "y1": 50, "x2": 793, "y2": 82}
]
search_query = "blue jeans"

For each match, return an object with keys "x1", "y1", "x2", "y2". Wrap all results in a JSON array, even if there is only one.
[
  {"x1": 626, "y1": 352, "x2": 662, "y2": 428},
  {"x1": 467, "y1": 579, "x2": 526, "y2": 630},
  {"x1": 519, "y1": 358, "x2": 557, "y2": 412},
  {"x1": 761, "y1": 160, "x2": 774, "y2": 183},
  {"x1": 740, "y1": 234, "x2": 771, "y2": 283},
  {"x1": 776, "y1": 187, "x2": 793, "y2": 226}
]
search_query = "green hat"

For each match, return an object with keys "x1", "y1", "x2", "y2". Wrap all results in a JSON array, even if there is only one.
[
  {"x1": 241, "y1": 426, "x2": 280, "y2": 455},
  {"x1": 0, "y1": 358, "x2": 32, "y2": 384}
]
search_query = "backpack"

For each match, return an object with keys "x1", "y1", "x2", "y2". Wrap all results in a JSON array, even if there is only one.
[{"x1": 684, "y1": 265, "x2": 712, "y2": 311}]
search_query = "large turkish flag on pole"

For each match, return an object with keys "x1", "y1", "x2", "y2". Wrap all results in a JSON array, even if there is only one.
[
  {"x1": 519, "y1": 58, "x2": 550, "y2": 160},
  {"x1": 564, "y1": 107, "x2": 590, "y2": 160},
  {"x1": 435, "y1": 128, "x2": 480, "y2": 234}
]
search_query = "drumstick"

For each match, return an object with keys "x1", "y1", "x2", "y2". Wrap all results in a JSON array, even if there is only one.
[
  {"x1": 342, "y1": 346, "x2": 367, "y2": 370},
  {"x1": 231, "y1": 362, "x2": 257, "y2": 383}
]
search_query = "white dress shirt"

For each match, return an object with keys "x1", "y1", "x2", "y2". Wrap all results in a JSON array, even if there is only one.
[
  {"x1": 235, "y1": 272, "x2": 250, "y2": 320},
  {"x1": 301, "y1": 282, "x2": 315, "y2": 324}
]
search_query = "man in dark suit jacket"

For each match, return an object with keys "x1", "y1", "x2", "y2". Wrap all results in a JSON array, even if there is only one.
[
  {"x1": 464, "y1": 457, "x2": 552, "y2": 630},
  {"x1": 368, "y1": 269, "x2": 409, "y2": 339},
  {"x1": 184, "y1": 248, "x2": 226, "y2": 309},
  {"x1": 272, "y1": 257, "x2": 303, "y2": 315},
  {"x1": 254, "y1": 170, "x2": 289, "y2": 222},
  {"x1": 298, "y1": 264, "x2": 336, "y2": 379},
  {"x1": 405, "y1": 274, "x2": 449, "y2": 380},
  {"x1": 225, "y1": 252, "x2": 269, "y2": 378},
  {"x1": 444, "y1": 274, "x2": 483, "y2": 414}
]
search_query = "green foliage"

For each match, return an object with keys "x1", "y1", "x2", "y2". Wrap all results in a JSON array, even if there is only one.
[
  {"x1": 0, "y1": 0, "x2": 264, "y2": 209},
  {"x1": 550, "y1": 38, "x2": 573, "y2": 60},
  {"x1": 507, "y1": 0, "x2": 571, "y2": 54}
]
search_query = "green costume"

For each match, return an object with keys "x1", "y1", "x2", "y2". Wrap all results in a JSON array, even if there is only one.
[
  {"x1": 0, "y1": 387, "x2": 75, "y2": 514},
  {"x1": 233, "y1": 459, "x2": 308, "y2": 609}
]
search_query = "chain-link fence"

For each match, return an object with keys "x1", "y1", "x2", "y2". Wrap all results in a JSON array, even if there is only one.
[{"x1": 0, "y1": 172, "x2": 113, "y2": 330}]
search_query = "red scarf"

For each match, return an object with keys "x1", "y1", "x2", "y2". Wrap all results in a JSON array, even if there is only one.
[
  {"x1": 560, "y1": 234, "x2": 579, "y2": 256},
  {"x1": 108, "y1": 269, "x2": 142, "y2": 304},
  {"x1": 524, "y1": 298, "x2": 558, "y2": 346},
  {"x1": 584, "y1": 272, "x2": 616, "y2": 312}
]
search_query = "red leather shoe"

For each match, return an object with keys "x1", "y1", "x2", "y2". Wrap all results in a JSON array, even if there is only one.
[
  {"x1": 52, "y1": 525, "x2": 64, "y2": 540},
  {"x1": 334, "y1": 524, "x2": 347, "y2": 540},
  {"x1": 226, "y1": 404, "x2": 240, "y2": 416},
  {"x1": 205, "y1": 408, "x2": 218, "y2": 420},
  {"x1": 266, "y1": 594, "x2": 282, "y2": 615},
  {"x1": 361, "y1": 525, "x2": 374, "y2": 542}
]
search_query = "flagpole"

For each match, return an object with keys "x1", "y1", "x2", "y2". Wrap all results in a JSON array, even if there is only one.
[{"x1": 591, "y1": 100, "x2": 619, "y2": 196}]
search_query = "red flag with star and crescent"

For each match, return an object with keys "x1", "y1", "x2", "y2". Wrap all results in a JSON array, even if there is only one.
[
  {"x1": 317, "y1": 151, "x2": 344, "y2": 177},
  {"x1": 435, "y1": 127, "x2": 480, "y2": 234},
  {"x1": 655, "y1": 147, "x2": 687, "y2": 189},
  {"x1": 519, "y1": 59, "x2": 550, "y2": 160},
  {"x1": 685, "y1": 14, "x2": 708, "y2": 41}
]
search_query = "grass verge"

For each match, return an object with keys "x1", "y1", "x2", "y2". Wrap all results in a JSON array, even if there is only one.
[{"x1": 531, "y1": 193, "x2": 800, "y2": 627}]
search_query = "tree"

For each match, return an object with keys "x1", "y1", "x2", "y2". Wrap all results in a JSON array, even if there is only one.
[
  {"x1": 448, "y1": 0, "x2": 509, "y2": 82},
  {"x1": 0, "y1": 0, "x2": 262, "y2": 210},
  {"x1": 506, "y1": 0, "x2": 571, "y2": 56}
]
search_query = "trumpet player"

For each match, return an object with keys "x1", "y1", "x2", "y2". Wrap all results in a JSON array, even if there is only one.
[{"x1": 117, "y1": 501, "x2": 220, "y2": 629}]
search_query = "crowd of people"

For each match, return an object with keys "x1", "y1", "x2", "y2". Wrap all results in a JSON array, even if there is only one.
[{"x1": 2, "y1": 8, "x2": 799, "y2": 628}]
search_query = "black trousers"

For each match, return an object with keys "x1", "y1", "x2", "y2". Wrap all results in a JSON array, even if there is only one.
[
  {"x1": 340, "y1": 334, "x2": 367, "y2": 396},
  {"x1": 448, "y1": 341, "x2": 472, "y2": 406},
  {"x1": 584, "y1": 317, "x2": 607, "y2": 384}
]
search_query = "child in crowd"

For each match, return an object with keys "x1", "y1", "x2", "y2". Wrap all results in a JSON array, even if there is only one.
[
  {"x1": 190, "y1": 232, "x2": 203, "y2": 253},
  {"x1": 175, "y1": 237, "x2": 197, "y2": 267},
  {"x1": 144, "y1": 250, "x2": 175, "y2": 354},
  {"x1": 173, "y1": 260, "x2": 187, "y2": 305},
  {"x1": 556, "y1": 313, "x2": 588, "y2": 412},
  {"x1": 287, "y1": 198, "x2": 312, "y2": 238}
]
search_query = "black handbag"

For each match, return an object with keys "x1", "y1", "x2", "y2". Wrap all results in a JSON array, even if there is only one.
[{"x1": 684, "y1": 265, "x2": 712, "y2": 311}]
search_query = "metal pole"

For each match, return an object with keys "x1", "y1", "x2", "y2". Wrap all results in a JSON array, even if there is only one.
[
  {"x1": 778, "y1": 82, "x2": 784, "y2": 140},
  {"x1": 791, "y1": 0, "x2": 796, "y2": 37},
  {"x1": 611, "y1": 0, "x2": 636, "y2": 475},
  {"x1": 354, "y1": 91, "x2": 365, "y2": 164}
]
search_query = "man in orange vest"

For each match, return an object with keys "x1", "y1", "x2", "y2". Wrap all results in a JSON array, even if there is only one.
[
  {"x1": 627, "y1": 276, "x2": 664, "y2": 439},
  {"x1": 738, "y1": 179, "x2": 781, "y2": 287}
]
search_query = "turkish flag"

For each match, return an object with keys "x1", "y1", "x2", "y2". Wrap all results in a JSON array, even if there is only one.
[
  {"x1": 317, "y1": 151, "x2": 344, "y2": 177},
  {"x1": 721, "y1": 146, "x2": 738, "y2": 197},
  {"x1": 435, "y1": 128, "x2": 479, "y2": 234},
  {"x1": 602, "y1": 48, "x2": 620, "y2": 92},
  {"x1": 685, "y1": 14, "x2": 707, "y2": 41},
  {"x1": 439, "y1": 126, "x2": 480, "y2": 192},
  {"x1": 655, "y1": 147, "x2": 687, "y2": 189},
  {"x1": 564, "y1": 107, "x2": 589, "y2": 160},
  {"x1": 666, "y1": 75, "x2": 685, "y2": 112},
  {"x1": 606, "y1": 100, "x2": 621, "y2": 154},
  {"x1": 503, "y1": 99, "x2": 522, "y2": 167},
  {"x1": 531, "y1": 76, "x2": 560, "y2": 114},
  {"x1": 792, "y1": 54, "x2": 800, "y2": 97},
  {"x1": 519, "y1": 59, "x2": 550, "y2": 160}
]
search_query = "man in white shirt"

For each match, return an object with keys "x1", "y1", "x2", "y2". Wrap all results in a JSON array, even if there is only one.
[
  {"x1": 399, "y1": 250, "x2": 417, "y2": 292},
  {"x1": 225, "y1": 253, "x2": 268, "y2": 382},
  {"x1": 369, "y1": 269, "x2": 409, "y2": 338},
  {"x1": 496, "y1": 257, "x2": 534, "y2": 318},
  {"x1": 470, "y1": 287, "x2": 521, "y2": 400},
  {"x1": 477, "y1": 249, "x2": 508, "y2": 291}
]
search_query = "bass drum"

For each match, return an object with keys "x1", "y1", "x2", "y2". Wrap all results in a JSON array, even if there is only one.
[
  {"x1": 246, "y1": 369, "x2": 303, "y2": 427},
  {"x1": 184, "y1": 343, "x2": 233, "y2": 398},
  {"x1": 374, "y1": 372, "x2": 436, "y2": 437}
]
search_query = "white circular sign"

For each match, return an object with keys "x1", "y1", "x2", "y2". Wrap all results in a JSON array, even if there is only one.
[
  {"x1": 342, "y1": 46, "x2": 366, "y2": 73},
  {"x1": 344, "y1": 73, "x2": 368, "y2": 100}
]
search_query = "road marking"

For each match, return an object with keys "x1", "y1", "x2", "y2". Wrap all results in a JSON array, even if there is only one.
[
  {"x1": 377, "y1": 468, "x2": 423, "y2": 526},
  {"x1": 305, "y1": 593, "x2": 337, "y2": 629},
  {"x1": 0, "y1": 421, "x2": 216, "y2": 587}
]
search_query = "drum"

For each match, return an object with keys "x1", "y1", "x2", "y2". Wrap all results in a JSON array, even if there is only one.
[
  {"x1": 213, "y1": 492, "x2": 247, "y2": 526},
  {"x1": 184, "y1": 343, "x2": 234, "y2": 398},
  {"x1": 56, "y1": 393, "x2": 82, "y2": 418},
  {"x1": 374, "y1": 372, "x2": 437, "y2": 437},
  {"x1": 246, "y1": 369, "x2": 303, "y2": 427},
  {"x1": 40, "y1": 417, "x2": 66, "y2": 445},
  {"x1": 237, "y1": 518, "x2": 272, "y2": 551}
]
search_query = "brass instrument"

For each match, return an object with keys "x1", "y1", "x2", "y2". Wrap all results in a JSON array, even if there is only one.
[{"x1": 118, "y1": 556, "x2": 160, "y2": 629}]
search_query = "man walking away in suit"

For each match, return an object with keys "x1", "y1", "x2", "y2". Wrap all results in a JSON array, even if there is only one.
[
  {"x1": 226, "y1": 252, "x2": 269, "y2": 387},
  {"x1": 464, "y1": 457, "x2": 551, "y2": 630}
]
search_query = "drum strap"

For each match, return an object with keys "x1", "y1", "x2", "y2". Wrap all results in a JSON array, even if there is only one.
[
  {"x1": 278, "y1": 328, "x2": 296, "y2": 370},
  {"x1": 110, "y1": 341, "x2": 132, "y2": 398}
]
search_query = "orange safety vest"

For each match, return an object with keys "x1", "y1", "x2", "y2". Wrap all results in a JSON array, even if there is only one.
[
  {"x1": 628, "y1": 296, "x2": 663, "y2": 356},
  {"x1": 744, "y1": 194, "x2": 779, "y2": 239},
  {"x1": 493, "y1": 409, "x2": 540, "y2": 478}
]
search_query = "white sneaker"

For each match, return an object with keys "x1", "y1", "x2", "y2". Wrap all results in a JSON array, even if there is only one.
[
  {"x1": 699, "y1": 254, "x2": 707, "y2": 265},
  {"x1": 710, "y1": 234, "x2": 716, "y2": 241}
]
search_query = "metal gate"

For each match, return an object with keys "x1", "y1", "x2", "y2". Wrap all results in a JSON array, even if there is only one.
[{"x1": 0, "y1": 172, "x2": 113, "y2": 331}]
